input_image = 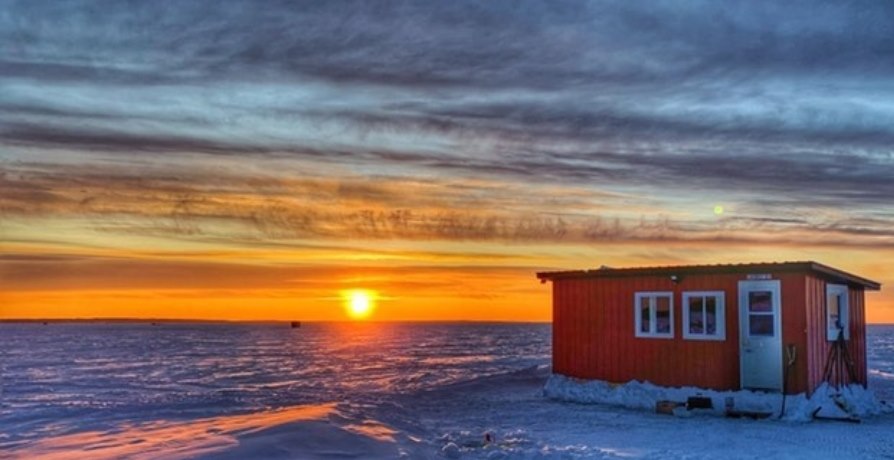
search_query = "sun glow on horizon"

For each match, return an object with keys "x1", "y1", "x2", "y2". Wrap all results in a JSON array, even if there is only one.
[{"x1": 343, "y1": 289, "x2": 376, "y2": 320}]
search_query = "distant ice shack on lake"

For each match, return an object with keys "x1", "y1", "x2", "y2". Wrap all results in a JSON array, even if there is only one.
[{"x1": 537, "y1": 262, "x2": 881, "y2": 396}]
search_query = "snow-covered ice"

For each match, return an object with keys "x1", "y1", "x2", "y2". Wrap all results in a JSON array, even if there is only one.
[{"x1": 2, "y1": 322, "x2": 894, "y2": 459}]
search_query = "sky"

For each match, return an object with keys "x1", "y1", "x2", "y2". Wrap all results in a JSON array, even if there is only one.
[{"x1": 2, "y1": 0, "x2": 894, "y2": 322}]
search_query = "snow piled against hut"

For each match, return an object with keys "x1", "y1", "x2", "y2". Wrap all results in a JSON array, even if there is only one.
[{"x1": 543, "y1": 373, "x2": 894, "y2": 421}]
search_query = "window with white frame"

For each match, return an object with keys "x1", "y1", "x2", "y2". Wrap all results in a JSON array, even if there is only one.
[
  {"x1": 634, "y1": 292, "x2": 674, "y2": 338},
  {"x1": 826, "y1": 284, "x2": 849, "y2": 341},
  {"x1": 682, "y1": 291, "x2": 725, "y2": 340}
]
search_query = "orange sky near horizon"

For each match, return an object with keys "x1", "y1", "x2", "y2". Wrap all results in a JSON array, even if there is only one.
[{"x1": 3, "y1": 229, "x2": 892, "y2": 322}]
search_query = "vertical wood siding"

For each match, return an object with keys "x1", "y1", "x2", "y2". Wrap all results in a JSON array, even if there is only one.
[
  {"x1": 780, "y1": 273, "x2": 809, "y2": 395},
  {"x1": 550, "y1": 272, "x2": 854, "y2": 394},
  {"x1": 853, "y1": 287, "x2": 869, "y2": 386}
]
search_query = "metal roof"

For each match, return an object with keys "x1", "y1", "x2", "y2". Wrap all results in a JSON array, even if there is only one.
[{"x1": 537, "y1": 261, "x2": 881, "y2": 290}]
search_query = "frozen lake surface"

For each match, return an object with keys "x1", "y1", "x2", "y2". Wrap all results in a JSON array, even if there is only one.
[{"x1": 2, "y1": 322, "x2": 894, "y2": 459}]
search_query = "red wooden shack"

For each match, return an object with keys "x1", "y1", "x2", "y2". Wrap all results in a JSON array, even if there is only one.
[{"x1": 537, "y1": 262, "x2": 880, "y2": 395}]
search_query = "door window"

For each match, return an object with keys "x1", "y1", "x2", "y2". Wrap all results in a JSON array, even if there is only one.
[{"x1": 747, "y1": 290, "x2": 775, "y2": 336}]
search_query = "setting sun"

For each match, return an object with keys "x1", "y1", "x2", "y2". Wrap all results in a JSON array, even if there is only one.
[{"x1": 344, "y1": 290, "x2": 376, "y2": 320}]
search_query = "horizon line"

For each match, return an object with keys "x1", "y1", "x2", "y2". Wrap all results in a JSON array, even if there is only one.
[
  {"x1": 4, "y1": 318, "x2": 894, "y2": 326},
  {"x1": 0, "y1": 317, "x2": 552, "y2": 325}
]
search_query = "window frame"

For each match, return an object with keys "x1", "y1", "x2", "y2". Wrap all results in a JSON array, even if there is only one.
[
  {"x1": 681, "y1": 291, "x2": 726, "y2": 341},
  {"x1": 826, "y1": 284, "x2": 849, "y2": 341},
  {"x1": 634, "y1": 291, "x2": 674, "y2": 339}
]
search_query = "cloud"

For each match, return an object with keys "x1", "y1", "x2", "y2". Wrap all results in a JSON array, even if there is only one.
[
  {"x1": 2, "y1": 1, "x2": 894, "y2": 258},
  {"x1": 0, "y1": 250, "x2": 540, "y2": 293},
  {"x1": 4, "y1": 1, "x2": 894, "y2": 176},
  {"x1": 5, "y1": 1, "x2": 894, "y2": 89},
  {"x1": 4, "y1": 161, "x2": 894, "y2": 251}
]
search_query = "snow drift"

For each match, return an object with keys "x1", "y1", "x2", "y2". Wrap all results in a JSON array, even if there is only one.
[{"x1": 543, "y1": 373, "x2": 894, "y2": 421}]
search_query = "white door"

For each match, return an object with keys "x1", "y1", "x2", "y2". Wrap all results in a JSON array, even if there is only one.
[{"x1": 738, "y1": 280, "x2": 782, "y2": 391}]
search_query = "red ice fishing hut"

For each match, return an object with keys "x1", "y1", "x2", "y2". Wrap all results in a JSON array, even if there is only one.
[{"x1": 537, "y1": 262, "x2": 880, "y2": 395}]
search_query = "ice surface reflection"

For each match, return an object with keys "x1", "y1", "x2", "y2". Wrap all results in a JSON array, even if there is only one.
[
  {"x1": 3, "y1": 322, "x2": 893, "y2": 457},
  {"x1": 0, "y1": 321, "x2": 550, "y2": 447}
]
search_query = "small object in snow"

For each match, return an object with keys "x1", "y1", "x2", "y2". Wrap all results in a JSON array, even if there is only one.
[
  {"x1": 725, "y1": 409, "x2": 773, "y2": 420},
  {"x1": 656, "y1": 400, "x2": 684, "y2": 415},
  {"x1": 724, "y1": 397, "x2": 735, "y2": 411},
  {"x1": 687, "y1": 396, "x2": 713, "y2": 410},
  {"x1": 831, "y1": 393, "x2": 854, "y2": 414},
  {"x1": 811, "y1": 406, "x2": 860, "y2": 423},
  {"x1": 442, "y1": 442, "x2": 461, "y2": 459}
]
